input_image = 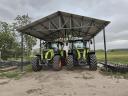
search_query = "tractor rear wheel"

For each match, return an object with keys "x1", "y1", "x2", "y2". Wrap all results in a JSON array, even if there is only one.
[
  {"x1": 66, "y1": 55, "x2": 74, "y2": 70},
  {"x1": 32, "y1": 57, "x2": 42, "y2": 72},
  {"x1": 53, "y1": 55, "x2": 62, "y2": 71},
  {"x1": 88, "y1": 53, "x2": 97, "y2": 71}
]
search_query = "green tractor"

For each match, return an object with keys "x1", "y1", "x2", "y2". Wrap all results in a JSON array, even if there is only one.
[
  {"x1": 66, "y1": 39, "x2": 97, "y2": 70},
  {"x1": 32, "y1": 41, "x2": 66, "y2": 71},
  {"x1": 32, "y1": 39, "x2": 97, "y2": 71}
]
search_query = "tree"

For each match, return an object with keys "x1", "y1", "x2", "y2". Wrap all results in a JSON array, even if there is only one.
[
  {"x1": 0, "y1": 21, "x2": 20, "y2": 60},
  {"x1": 0, "y1": 14, "x2": 37, "y2": 60},
  {"x1": 14, "y1": 15, "x2": 37, "y2": 57}
]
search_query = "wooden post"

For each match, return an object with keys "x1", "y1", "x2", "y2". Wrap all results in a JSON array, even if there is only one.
[
  {"x1": 21, "y1": 33, "x2": 24, "y2": 71},
  {"x1": 103, "y1": 28, "x2": 107, "y2": 66}
]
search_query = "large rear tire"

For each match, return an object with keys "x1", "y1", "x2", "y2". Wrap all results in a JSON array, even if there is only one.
[
  {"x1": 66, "y1": 55, "x2": 74, "y2": 70},
  {"x1": 32, "y1": 57, "x2": 42, "y2": 72},
  {"x1": 53, "y1": 55, "x2": 62, "y2": 71},
  {"x1": 88, "y1": 53, "x2": 97, "y2": 71}
]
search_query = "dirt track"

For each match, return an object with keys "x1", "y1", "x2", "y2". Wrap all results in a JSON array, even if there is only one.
[{"x1": 0, "y1": 69, "x2": 128, "y2": 96}]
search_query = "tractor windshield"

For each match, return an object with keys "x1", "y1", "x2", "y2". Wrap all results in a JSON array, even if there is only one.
[
  {"x1": 51, "y1": 43, "x2": 62, "y2": 49},
  {"x1": 45, "y1": 42, "x2": 63, "y2": 50},
  {"x1": 72, "y1": 41, "x2": 86, "y2": 49}
]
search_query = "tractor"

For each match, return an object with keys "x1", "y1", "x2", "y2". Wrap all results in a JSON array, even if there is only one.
[
  {"x1": 32, "y1": 39, "x2": 97, "y2": 71},
  {"x1": 32, "y1": 41, "x2": 66, "y2": 71},
  {"x1": 66, "y1": 39, "x2": 97, "y2": 70}
]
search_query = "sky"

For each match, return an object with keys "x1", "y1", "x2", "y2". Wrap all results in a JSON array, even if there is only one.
[{"x1": 0, "y1": 0, "x2": 128, "y2": 49}]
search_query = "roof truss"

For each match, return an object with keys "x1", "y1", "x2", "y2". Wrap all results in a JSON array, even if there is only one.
[{"x1": 17, "y1": 11, "x2": 110, "y2": 41}]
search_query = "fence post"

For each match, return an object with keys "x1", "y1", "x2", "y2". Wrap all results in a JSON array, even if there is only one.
[
  {"x1": 0, "y1": 50, "x2": 1, "y2": 61},
  {"x1": 103, "y1": 28, "x2": 108, "y2": 67},
  {"x1": 21, "y1": 33, "x2": 24, "y2": 71},
  {"x1": 40, "y1": 39, "x2": 41, "y2": 55},
  {"x1": 93, "y1": 37, "x2": 95, "y2": 51}
]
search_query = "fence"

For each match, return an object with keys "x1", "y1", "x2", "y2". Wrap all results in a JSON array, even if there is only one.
[{"x1": 0, "y1": 61, "x2": 30, "y2": 68}]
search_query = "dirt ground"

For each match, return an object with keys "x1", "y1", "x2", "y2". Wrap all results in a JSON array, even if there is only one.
[{"x1": 0, "y1": 69, "x2": 128, "y2": 96}]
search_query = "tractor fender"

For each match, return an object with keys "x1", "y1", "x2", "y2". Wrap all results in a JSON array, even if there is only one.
[
  {"x1": 76, "y1": 49, "x2": 81, "y2": 60},
  {"x1": 60, "y1": 50, "x2": 64, "y2": 57},
  {"x1": 45, "y1": 49, "x2": 54, "y2": 60},
  {"x1": 83, "y1": 48, "x2": 89, "y2": 59}
]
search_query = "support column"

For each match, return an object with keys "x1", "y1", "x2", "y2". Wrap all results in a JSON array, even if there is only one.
[
  {"x1": 93, "y1": 37, "x2": 95, "y2": 51},
  {"x1": 88, "y1": 41, "x2": 90, "y2": 51},
  {"x1": 21, "y1": 33, "x2": 24, "y2": 71},
  {"x1": 0, "y1": 50, "x2": 1, "y2": 61},
  {"x1": 103, "y1": 28, "x2": 107, "y2": 66},
  {"x1": 40, "y1": 39, "x2": 41, "y2": 55}
]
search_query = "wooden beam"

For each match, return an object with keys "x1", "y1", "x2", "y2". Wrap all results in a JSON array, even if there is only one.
[
  {"x1": 84, "y1": 19, "x2": 95, "y2": 36},
  {"x1": 47, "y1": 17, "x2": 58, "y2": 29}
]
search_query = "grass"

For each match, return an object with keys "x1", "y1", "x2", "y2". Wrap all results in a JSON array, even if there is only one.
[
  {"x1": 0, "y1": 64, "x2": 32, "y2": 79},
  {"x1": 96, "y1": 50, "x2": 128, "y2": 64},
  {"x1": 97, "y1": 50, "x2": 128, "y2": 79},
  {"x1": 0, "y1": 71, "x2": 19, "y2": 78}
]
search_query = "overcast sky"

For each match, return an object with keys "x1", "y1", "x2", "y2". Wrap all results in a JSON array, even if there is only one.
[{"x1": 0, "y1": 0, "x2": 128, "y2": 49}]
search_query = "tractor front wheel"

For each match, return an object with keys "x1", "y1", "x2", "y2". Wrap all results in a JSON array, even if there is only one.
[
  {"x1": 53, "y1": 55, "x2": 62, "y2": 71},
  {"x1": 66, "y1": 55, "x2": 74, "y2": 70},
  {"x1": 32, "y1": 57, "x2": 42, "y2": 72},
  {"x1": 88, "y1": 53, "x2": 97, "y2": 71}
]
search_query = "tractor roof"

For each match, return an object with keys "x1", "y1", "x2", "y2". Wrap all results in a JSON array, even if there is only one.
[{"x1": 17, "y1": 11, "x2": 110, "y2": 41}]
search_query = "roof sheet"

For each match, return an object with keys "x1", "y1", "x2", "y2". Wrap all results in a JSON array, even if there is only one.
[{"x1": 17, "y1": 11, "x2": 110, "y2": 41}]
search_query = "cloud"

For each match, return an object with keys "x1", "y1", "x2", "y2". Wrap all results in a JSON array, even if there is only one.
[{"x1": 0, "y1": 0, "x2": 128, "y2": 49}]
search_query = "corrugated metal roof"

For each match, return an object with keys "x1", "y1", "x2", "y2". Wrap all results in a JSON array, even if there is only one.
[{"x1": 17, "y1": 11, "x2": 110, "y2": 41}]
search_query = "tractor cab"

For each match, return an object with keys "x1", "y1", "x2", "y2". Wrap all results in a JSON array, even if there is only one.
[
  {"x1": 43, "y1": 41, "x2": 63, "y2": 51},
  {"x1": 69, "y1": 40, "x2": 87, "y2": 49},
  {"x1": 67, "y1": 40, "x2": 88, "y2": 58},
  {"x1": 68, "y1": 40, "x2": 88, "y2": 52},
  {"x1": 42, "y1": 41, "x2": 63, "y2": 58}
]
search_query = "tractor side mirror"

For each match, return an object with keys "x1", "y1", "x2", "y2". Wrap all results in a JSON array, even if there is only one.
[{"x1": 41, "y1": 41, "x2": 46, "y2": 48}]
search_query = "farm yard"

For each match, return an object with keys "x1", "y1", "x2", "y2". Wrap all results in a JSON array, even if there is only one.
[
  {"x1": 0, "y1": 0, "x2": 128, "y2": 96},
  {"x1": 0, "y1": 67, "x2": 128, "y2": 96},
  {"x1": 0, "y1": 49, "x2": 128, "y2": 96}
]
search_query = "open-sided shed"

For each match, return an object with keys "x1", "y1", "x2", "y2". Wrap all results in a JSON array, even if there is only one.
[
  {"x1": 17, "y1": 11, "x2": 110, "y2": 71},
  {"x1": 17, "y1": 11, "x2": 110, "y2": 41}
]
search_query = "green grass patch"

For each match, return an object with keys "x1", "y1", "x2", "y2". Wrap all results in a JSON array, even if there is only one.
[
  {"x1": 96, "y1": 50, "x2": 128, "y2": 64},
  {"x1": 24, "y1": 64, "x2": 33, "y2": 72},
  {"x1": 0, "y1": 64, "x2": 32, "y2": 79},
  {"x1": 0, "y1": 71, "x2": 20, "y2": 79}
]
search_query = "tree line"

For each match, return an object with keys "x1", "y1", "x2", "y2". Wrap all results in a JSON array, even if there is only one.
[{"x1": 0, "y1": 15, "x2": 37, "y2": 60}]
